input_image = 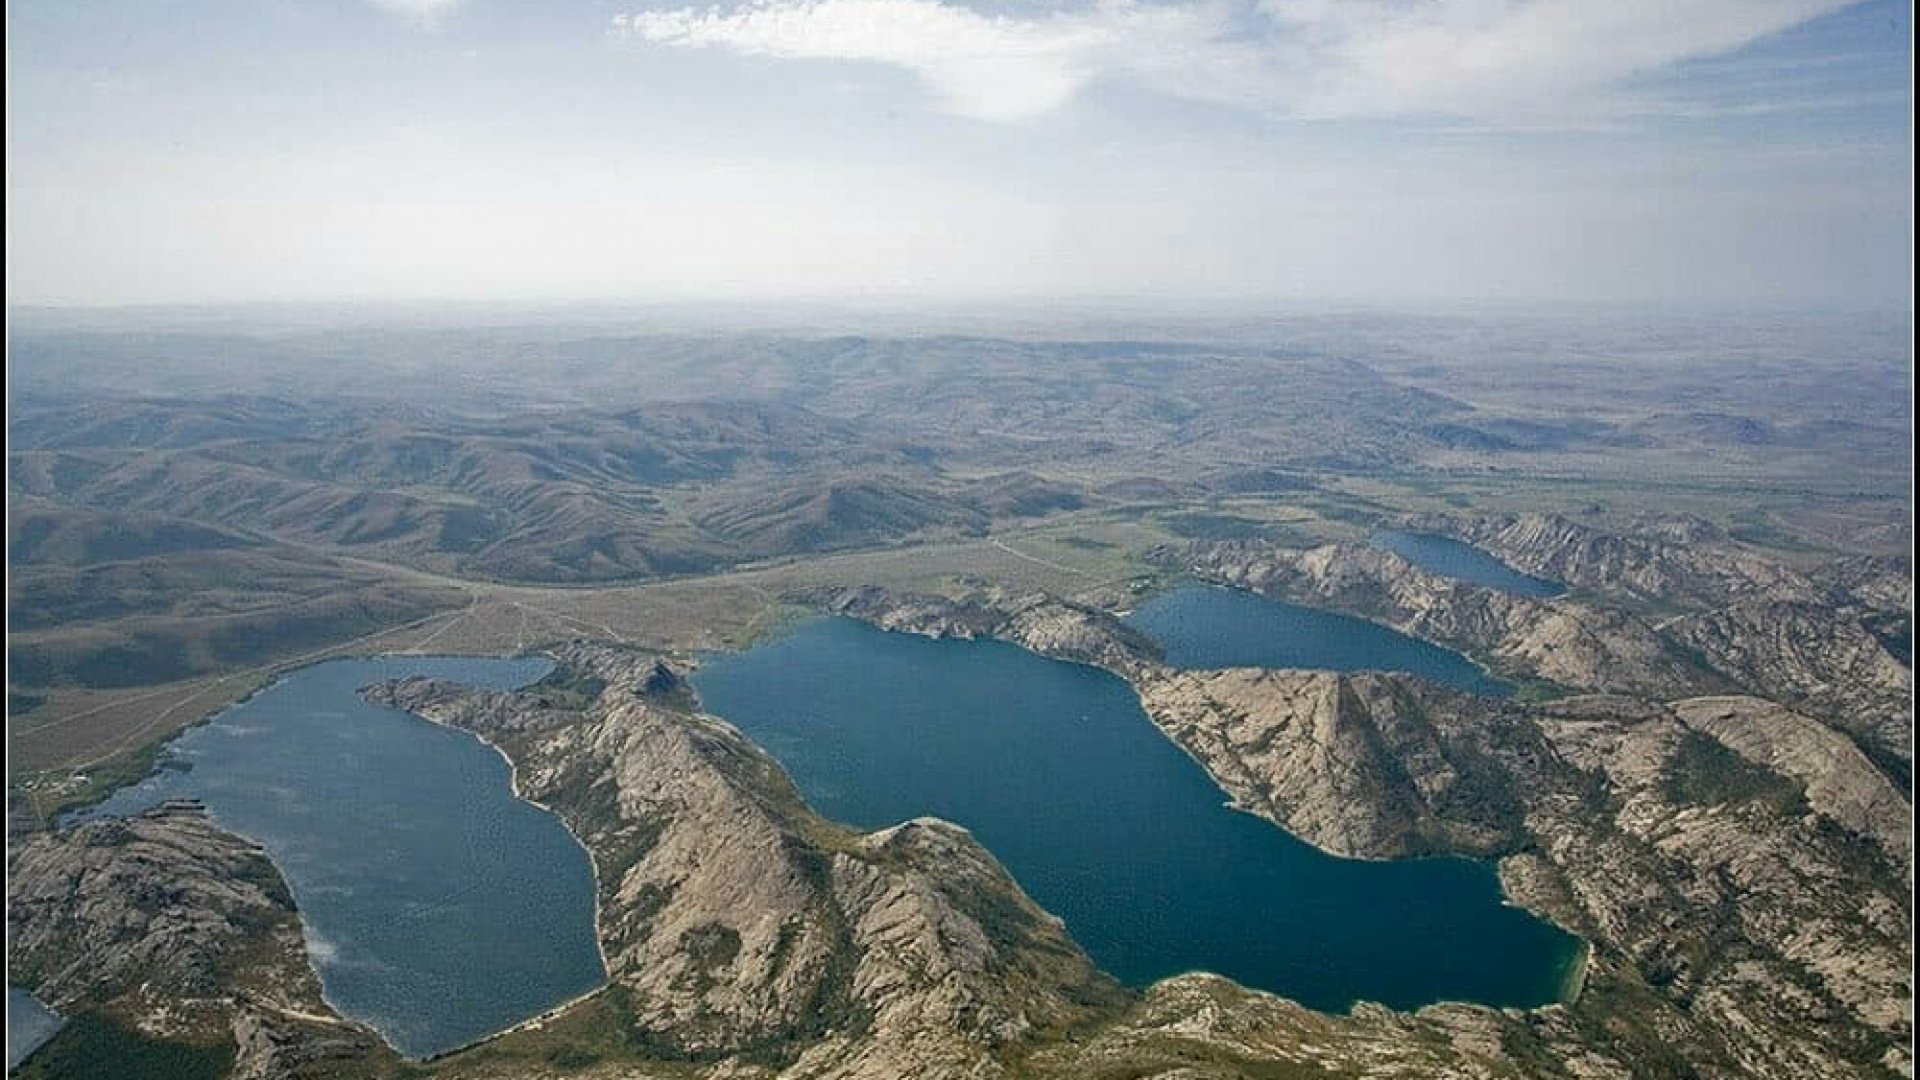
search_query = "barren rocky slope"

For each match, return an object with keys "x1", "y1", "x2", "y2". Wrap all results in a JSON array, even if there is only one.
[
  {"x1": 365, "y1": 648, "x2": 1127, "y2": 1079},
  {"x1": 1398, "y1": 512, "x2": 1825, "y2": 611},
  {"x1": 1662, "y1": 601, "x2": 1913, "y2": 771},
  {"x1": 1162, "y1": 539, "x2": 1727, "y2": 698},
  {"x1": 6, "y1": 801, "x2": 396, "y2": 1080},
  {"x1": 1166, "y1": 521, "x2": 1913, "y2": 777},
  {"x1": 10, "y1": 510, "x2": 1908, "y2": 1079},
  {"x1": 819, "y1": 584, "x2": 1912, "y2": 1079}
]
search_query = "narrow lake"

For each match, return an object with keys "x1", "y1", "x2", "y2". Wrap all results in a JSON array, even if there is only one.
[
  {"x1": 693, "y1": 615, "x2": 1580, "y2": 1013},
  {"x1": 1127, "y1": 583, "x2": 1512, "y2": 697},
  {"x1": 1370, "y1": 531, "x2": 1566, "y2": 598},
  {"x1": 72, "y1": 656, "x2": 604, "y2": 1060}
]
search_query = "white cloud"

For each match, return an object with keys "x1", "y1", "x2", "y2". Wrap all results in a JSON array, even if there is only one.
[
  {"x1": 371, "y1": 0, "x2": 465, "y2": 24},
  {"x1": 614, "y1": 0, "x2": 1858, "y2": 123},
  {"x1": 616, "y1": 0, "x2": 1152, "y2": 121},
  {"x1": 1262, "y1": 0, "x2": 1858, "y2": 121}
]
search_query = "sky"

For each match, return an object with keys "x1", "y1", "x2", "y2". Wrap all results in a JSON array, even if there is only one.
[{"x1": 5, "y1": 0, "x2": 1913, "y2": 308}]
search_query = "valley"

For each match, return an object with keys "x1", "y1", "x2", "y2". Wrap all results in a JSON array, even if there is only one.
[{"x1": 5, "y1": 312, "x2": 1911, "y2": 1079}]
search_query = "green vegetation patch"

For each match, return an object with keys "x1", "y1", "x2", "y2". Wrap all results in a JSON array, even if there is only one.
[
  {"x1": 681, "y1": 923, "x2": 743, "y2": 969},
  {"x1": 1726, "y1": 507, "x2": 1828, "y2": 554},
  {"x1": 525, "y1": 664, "x2": 609, "y2": 712},
  {"x1": 17, "y1": 741, "x2": 169, "y2": 830},
  {"x1": 12, "y1": 1012, "x2": 235, "y2": 1080},
  {"x1": 441, "y1": 986, "x2": 706, "y2": 1076},
  {"x1": 1661, "y1": 731, "x2": 1807, "y2": 814},
  {"x1": 1159, "y1": 512, "x2": 1282, "y2": 541}
]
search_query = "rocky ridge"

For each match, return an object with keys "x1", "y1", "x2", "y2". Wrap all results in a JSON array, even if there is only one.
[
  {"x1": 1661, "y1": 601, "x2": 1913, "y2": 769},
  {"x1": 1398, "y1": 512, "x2": 1826, "y2": 611},
  {"x1": 364, "y1": 646, "x2": 1126, "y2": 1079},
  {"x1": 6, "y1": 801, "x2": 394, "y2": 1079},
  {"x1": 815, "y1": 584, "x2": 1912, "y2": 1079},
  {"x1": 12, "y1": 513, "x2": 1909, "y2": 1079},
  {"x1": 1168, "y1": 522, "x2": 1913, "y2": 775},
  {"x1": 1162, "y1": 539, "x2": 1726, "y2": 698}
]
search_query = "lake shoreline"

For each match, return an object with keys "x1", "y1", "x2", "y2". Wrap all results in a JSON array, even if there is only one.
[{"x1": 696, "y1": 610, "x2": 1581, "y2": 1015}]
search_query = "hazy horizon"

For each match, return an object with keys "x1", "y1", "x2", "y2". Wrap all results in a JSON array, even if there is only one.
[{"x1": 8, "y1": 0, "x2": 1914, "y2": 309}]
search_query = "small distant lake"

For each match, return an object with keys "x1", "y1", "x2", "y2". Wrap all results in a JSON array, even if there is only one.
[
  {"x1": 1370, "y1": 531, "x2": 1565, "y2": 598},
  {"x1": 694, "y1": 617, "x2": 1579, "y2": 1013},
  {"x1": 73, "y1": 656, "x2": 604, "y2": 1060},
  {"x1": 1127, "y1": 584, "x2": 1511, "y2": 697},
  {"x1": 7, "y1": 987, "x2": 62, "y2": 1070}
]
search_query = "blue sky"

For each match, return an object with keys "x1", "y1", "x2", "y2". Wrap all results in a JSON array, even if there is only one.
[{"x1": 6, "y1": 0, "x2": 1912, "y2": 307}]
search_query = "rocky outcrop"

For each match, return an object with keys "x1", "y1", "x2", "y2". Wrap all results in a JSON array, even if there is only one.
[
  {"x1": 1027, "y1": 973, "x2": 1539, "y2": 1080},
  {"x1": 5, "y1": 801, "x2": 394, "y2": 1078},
  {"x1": 813, "y1": 584, "x2": 1163, "y2": 679},
  {"x1": 1662, "y1": 601, "x2": 1913, "y2": 768},
  {"x1": 1164, "y1": 533, "x2": 1914, "y2": 777},
  {"x1": 366, "y1": 644, "x2": 1125, "y2": 1079},
  {"x1": 1668, "y1": 696, "x2": 1912, "y2": 873},
  {"x1": 821, "y1": 586, "x2": 1914, "y2": 1080},
  {"x1": 1421, "y1": 514, "x2": 1915, "y2": 774},
  {"x1": 1400, "y1": 511, "x2": 1826, "y2": 611},
  {"x1": 1136, "y1": 668, "x2": 1539, "y2": 859},
  {"x1": 1809, "y1": 554, "x2": 1914, "y2": 616},
  {"x1": 1168, "y1": 539, "x2": 1724, "y2": 697},
  {"x1": 1132, "y1": 671, "x2": 1911, "y2": 1077},
  {"x1": 1522, "y1": 695, "x2": 1911, "y2": 1077}
]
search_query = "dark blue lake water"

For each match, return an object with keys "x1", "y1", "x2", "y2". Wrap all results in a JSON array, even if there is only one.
[
  {"x1": 74, "y1": 656, "x2": 604, "y2": 1060},
  {"x1": 1370, "y1": 531, "x2": 1565, "y2": 598},
  {"x1": 1127, "y1": 584, "x2": 1511, "y2": 697},
  {"x1": 7, "y1": 986, "x2": 62, "y2": 1070},
  {"x1": 693, "y1": 616, "x2": 1579, "y2": 1012}
]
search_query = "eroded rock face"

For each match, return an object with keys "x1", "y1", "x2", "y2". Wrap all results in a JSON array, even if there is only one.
[
  {"x1": 367, "y1": 645, "x2": 1124, "y2": 1078},
  {"x1": 1809, "y1": 554, "x2": 1915, "y2": 616},
  {"x1": 1167, "y1": 528, "x2": 1914, "y2": 778},
  {"x1": 1138, "y1": 677, "x2": 1911, "y2": 1076},
  {"x1": 1168, "y1": 539, "x2": 1724, "y2": 697},
  {"x1": 29, "y1": 541, "x2": 1907, "y2": 1079},
  {"x1": 1026, "y1": 973, "x2": 1532, "y2": 1080},
  {"x1": 1400, "y1": 511, "x2": 1826, "y2": 611},
  {"x1": 6, "y1": 801, "x2": 390, "y2": 1079},
  {"x1": 1136, "y1": 668, "x2": 1539, "y2": 859},
  {"x1": 1663, "y1": 602, "x2": 1913, "y2": 768},
  {"x1": 1668, "y1": 696, "x2": 1911, "y2": 874},
  {"x1": 1520, "y1": 695, "x2": 1911, "y2": 1077},
  {"x1": 819, "y1": 586, "x2": 1913, "y2": 1080}
]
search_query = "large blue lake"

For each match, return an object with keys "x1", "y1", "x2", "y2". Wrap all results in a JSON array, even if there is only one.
[
  {"x1": 1370, "y1": 531, "x2": 1566, "y2": 598},
  {"x1": 694, "y1": 610, "x2": 1580, "y2": 1012},
  {"x1": 75, "y1": 656, "x2": 605, "y2": 1060},
  {"x1": 1128, "y1": 583, "x2": 1512, "y2": 696}
]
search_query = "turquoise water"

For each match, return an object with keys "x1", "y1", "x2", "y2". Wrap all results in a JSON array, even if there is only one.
[
  {"x1": 7, "y1": 986, "x2": 62, "y2": 1070},
  {"x1": 1128, "y1": 584, "x2": 1511, "y2": 697},
  {"x1": 693, "y1": 617, "x2": 1579, "y2": 1012},
  {"x1": 72, "y1": 656, "x2": 604, "y2": 1060},
  {"x1": 1370, "y1": 531, "x2": 1565, "y2": 598}
]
